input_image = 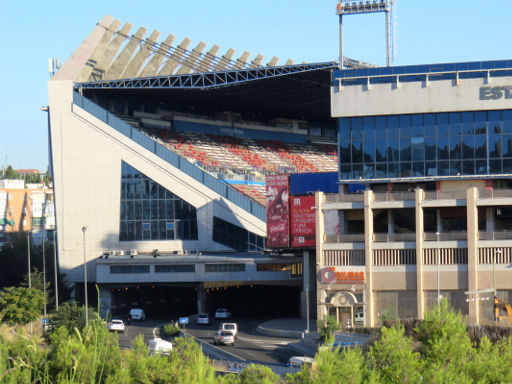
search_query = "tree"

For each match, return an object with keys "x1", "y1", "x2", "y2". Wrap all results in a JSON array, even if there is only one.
[
  {"x1": 238, "y1": 364, "x2": 281, "y2": 384},
  {"x1": 0, "y1": 286, "x2": 45, "y2": 326},
  {"x1": 21, "y1": 267, "x2": 51, "y2": 302},
  {"x1": 317, "y1": 314, "x2": 339, "y2": 341},
  {"x1": 50, "y1": 302, "x2": 97, "y2": 333},
  {"x1": 5, "y1": 165, "x2": 16, "y2": 179}
]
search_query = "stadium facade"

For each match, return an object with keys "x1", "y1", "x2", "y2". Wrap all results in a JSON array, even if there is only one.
[{"x1": 316, "y1": 61, "x2": 512, "y2": 326}]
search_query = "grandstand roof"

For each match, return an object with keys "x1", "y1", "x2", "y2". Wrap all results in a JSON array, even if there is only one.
[{"x1": 71, "y1": 15, "x2": 373, "y2": 123}]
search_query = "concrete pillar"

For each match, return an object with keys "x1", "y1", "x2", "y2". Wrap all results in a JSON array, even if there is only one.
[
  {"x1": 196, "y1": 283, "x2": 205, "y2": 314},
  {"x1": 140, "y1": 33, "x2": 176, "y2": 77},
  {"x1": 158, "y1": 37, "x2": 192, "y2": 76},
  {"x1": 105, "y1": 26, "x2": 147, "y2": 80},
  {"x1": 467, "y1": 187, "x2": 479, "y2": 323},
  {"x1": 301, "y1": 250, "x2": 312, "y2": 322},
  {"x1": 486, "y1": 207, "x2": 495, "y2": 233},
  {"x1": 364, "y1": 190, "x2": 375, "y2": 327},
  {"x1": 99, "y1": 286, "x2": 112, "y2": 319},
  {"x1": 437, "y1": 208, "x2": 442, "y2": 233},
  {"x1": 388, "y1": 210, "x2": 394, "y2": 235},
  {"x1": 315, "y1": 192, "x2": 326, "y2": 321},
  {"x1": 415, "y1": 188, "x2": 425, "y2": 319},
  {"x1": 122, "y1": 30, "x2": 161, "y2": 78}
]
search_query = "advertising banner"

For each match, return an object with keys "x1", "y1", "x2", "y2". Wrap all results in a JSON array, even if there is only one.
[
  {"x1": 290, "y1": 195, "x2": 316, "y2": 247},
  {"x1": 266, "y1": 175, "x2": 290, "y2": 248}
]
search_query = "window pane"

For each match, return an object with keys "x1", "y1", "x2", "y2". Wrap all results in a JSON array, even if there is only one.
[
  {"x1": 488, "y1": 134, "x2": 501, "y2": 158},
  {"x1": 437, "y1": 113, "x2": 449, "y2": 136},
  {"x1": 363, "y1": 140, "x2": 376, "y2": 163},
  {"x1": 363, "y1": 117, "x2": 375, "y2": 140},
  {"x1": 474, "y1": 134, "x2": 486, "y2": 158},
  {"x1": 475, "y1": 160, "x2": 488, "y2": 175},
  {"x1": 339, "y1": 118, "x2": 350, "y2": 140},
  {"x1": 412, "y1": 136, "x2": 425, "y2": 161},
  {"x1": 400, "y1": 138, "x2": 411, "y2": 161},
  {"x1": 425, "y1": 136, "x2": 436, "y2": 160},
  {"x1": 352, "y1": 118, "x2": 362, "y2": 140},
  {"x1": 375, "y1": 116, "x2": 387, "y2": 139},
  {"x1": 462, "y1": 134, "x2": 474, "y2": 159},
  {"x1": 352, "y1": 141, "x2": 362, "y2": 163},
  {"x1": 399, "y1": 115, "x2": 411, "y2": 138},
  {"x1": 502, "y1": 110, "x2": 512, "y2": 133},
  {"x1": 376, "y1": 139, "x2": 387, "y2": 162}
]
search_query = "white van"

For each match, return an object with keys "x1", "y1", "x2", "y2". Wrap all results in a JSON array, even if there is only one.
[
  {"x1": 129, "y1": 308, "x2": 146, "y2": 321},
  {"x1": 354, "y1": 312, "x2": 365, "y2": 326},
  {"x1": 148, "y1": 338, "x2": 173, "y2": 355},
  {"x1": 287, "y1": 356, "x2": 315, "y2": 368}
]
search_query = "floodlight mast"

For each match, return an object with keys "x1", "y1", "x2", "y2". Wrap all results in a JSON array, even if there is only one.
[{"x1": 336, "y1": 0, "x2": 395, "y2": 69}]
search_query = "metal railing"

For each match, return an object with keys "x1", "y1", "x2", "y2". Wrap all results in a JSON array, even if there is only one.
[
  {"x1": 481, "y1": 188, "x2": 512, "y2": 199},
  {"x1": 73, "y1": 92, "x2": 266, "y2": 221},
  {"x1": 424, "y1": 231, "x2": 467, "y2": 241},
  {"x1": 478, "y1": 231, "x2": 512, "y2": 241},
  {"x1": 373, "y1": 233, "x2": 416, "y2": 242},
  {"x1": 324, "y1": 193, "x2": 364, "y2": 203},
  {"x1": 325, "y1": 233, "x2": 365, "y2": 243},
  {"x1": 373, "y1": 191, "x2": 415, "y2": 202},
  {"x1": 423, "y1": 190, "x2": 467, "y2": 201}
]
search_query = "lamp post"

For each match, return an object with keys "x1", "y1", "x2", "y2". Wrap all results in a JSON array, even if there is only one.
[
  {"x1": 82, "y1": 226, "x2": 88, "y2": 328},
  {"x1": 436, "y1": 231, "x2": 441, "y2": 305},
  {"x1": 27, "y1": 232, "x2": 32, "y2": 334},
  {"x1": 53, "y1": 229, "x2": 59, "y2": 310},
  {"x1": 42, "y1": 225, "x2": 47, "y2": 333}
]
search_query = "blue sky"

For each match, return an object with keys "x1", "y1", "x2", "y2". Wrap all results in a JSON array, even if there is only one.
[{"x1": 1, "y1": 0, "x2": 511, "y2": 172}]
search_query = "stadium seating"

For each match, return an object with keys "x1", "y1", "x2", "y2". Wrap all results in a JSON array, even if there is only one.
[{"x1": 130, "y1": 118, "x2": 337, "y2": 205}]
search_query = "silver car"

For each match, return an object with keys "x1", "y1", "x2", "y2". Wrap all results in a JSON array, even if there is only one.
[{"x1": 214, "y1": 330, "x2": 235, "y2": 346}]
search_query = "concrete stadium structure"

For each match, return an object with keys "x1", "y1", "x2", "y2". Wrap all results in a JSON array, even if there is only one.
[{"x1": 316, "y1": 61, "x2": 512, "y2": 326}]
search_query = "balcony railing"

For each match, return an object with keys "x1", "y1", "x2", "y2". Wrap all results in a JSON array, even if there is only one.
[
  {"x1": 324, "y1": 193, "x2": 364, "y2": 203},
  {"x1": 480, "y1": 188, "x2": 512, "y2": 199},
  {"x1": 325, "y1": 233, "x2": 365, "y2": 243},
  {"x1": 423, "y1": 190, "x2": 467, "y2": 200},
  {"x1": 478, "y1": 231, "x2": 512, "y2": 240},
  {"x1": 424, "y1": 231, "x2": 467, "y2": 241},
  {"x1": 373, "y1": 233, "x2": 416, "y2": 242},
  {"x1": 373, "y1": 191, "x2": 415, "y2": 202}
]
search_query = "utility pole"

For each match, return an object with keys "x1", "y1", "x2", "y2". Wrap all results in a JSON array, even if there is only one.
[
  {"x1": 27, "y1": 232, "x2": 32, "y2": 334},
  {"x1": 54, "y1": 230, "x2": 59, "y2": 310},
  {"x1": 42, "y1": 226, "x2": 47, "y2": 333},
  {"x1": 82, "y1": 226, "x2": 88, "y2": 328}
]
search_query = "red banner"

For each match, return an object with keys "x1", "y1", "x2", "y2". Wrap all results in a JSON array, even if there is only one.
[
  {"x1": 290, "y1": 195, "x2": 316, "y2": 247},
  {"x1": 266, "y1": 175, "x2": 290, "y2": 248}
]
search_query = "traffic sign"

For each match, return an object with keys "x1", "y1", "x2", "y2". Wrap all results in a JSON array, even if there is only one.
[
  {"x1": 41, "y1": 318, "x2": 50, "y2": 324},
  {"x1": 179, "y1": 317, "x2": 189, "y2": 325}
]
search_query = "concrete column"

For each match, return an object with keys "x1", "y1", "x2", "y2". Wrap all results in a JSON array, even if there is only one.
[
  {"x1": 467, "y1": 187, "x2": 479, "y2": 324},
  {"x1": 364, "y1": 190, "x2": 375, "y2": 327},
  {"x1": 388, "y1": 210, "x2": 394, "y2": 235},
  {"x1": 301, "y1": 250, "x2": 310, "y2": 319},
  {"x1": 437, "y1": 208, "x2": 442, "y2": 233},
  {"x1": 415, "y1": 189, "x2": 425, "y2": 319},
  {"x1": 486, "y1": 207, "x2": 495, "y2": 233},
  {"x1": 98, "y1": 286, "x2": 112, "y2": 319},
  {"x1": 196, "y1": 283, "x2": 205, "y2": 314},
  {"x1": 315, "y1": 192, "x2": 326, "y2": 321}
]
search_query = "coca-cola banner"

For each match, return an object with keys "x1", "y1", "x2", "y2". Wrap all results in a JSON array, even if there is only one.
[
  {"x1": 290, "y1": 195, "x2": 316, "y2": 247},
  {"x1": 266, "y1": 174, "x2": 290, "y2": 248}
]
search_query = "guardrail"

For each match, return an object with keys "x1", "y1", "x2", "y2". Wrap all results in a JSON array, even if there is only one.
[{"x1": 73, "y1": 92, "x2": 265, "y2": 221}]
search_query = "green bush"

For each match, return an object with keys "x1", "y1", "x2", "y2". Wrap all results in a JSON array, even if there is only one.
[
  {"x1": 317, "y1": 315, "x2": 339, "y2": 342},
  {"x1": 162, "y1": 323, "x2": 181, "y2": 338}
]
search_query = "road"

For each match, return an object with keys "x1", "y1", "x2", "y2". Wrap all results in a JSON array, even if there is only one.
[{"x1": 113, "y1": 316, "x2": 303, "y2": 364}]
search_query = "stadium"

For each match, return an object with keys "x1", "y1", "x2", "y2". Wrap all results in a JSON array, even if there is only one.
[{"x1": 49, "y1": 13, "x2": 512, "y2": 326}]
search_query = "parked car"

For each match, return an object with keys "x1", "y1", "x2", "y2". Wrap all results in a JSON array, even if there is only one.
[
  {"x1": 214, "y1": 308, "x2": 231, "y2": 319},
  {"x1": 214, "y1": 330, "x2": 236, "y2": 346},
  {"x1": 148, "y1": 338, "x2": 173, "y2": 355},
  {"x1": 287, "y1": 356, "x2": 315, "y2": 368},
  {"x1": 354, "y1": 312, "x2": 365, "y2": 326},
  {"x1": 196, "y1": 313, "x2": 211, "y2": 325},
  {"x1": 129, "y1": 308, "x2": 146, "y2": 321},
  {"x1": 108, "y1": 319, "x2": 125, "y2": 333},
  {"x1": 219, "y1": 322, "x2": 238, "y2": 336}
]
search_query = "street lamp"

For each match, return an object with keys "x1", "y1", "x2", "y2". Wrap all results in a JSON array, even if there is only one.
[
  {"x1": 82, "y1": 226, "x2": 88, "y2": 328},
  {"x1": 42, "y1": 224, "x2": 47, "y2": 333},
  {"x1": 436, "y1": 231, "x2": 441, "y2": 305},
  {"x1": 27, "y1": 232, "x2": 32, "y2": 334},
  {"x1": 53, "y1": 229, "x2": 59, "y2": 310}
]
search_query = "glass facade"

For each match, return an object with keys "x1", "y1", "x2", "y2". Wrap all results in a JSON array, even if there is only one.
[
  {"x1": 120, "y1": 162, "x2": 198, "y2": 241},
  {"x1": 212, "y1": 216, "x2": 265, "y2": 252},
  {"x1": 339, "y1": 110, "x2": 512, "y2": 180}
]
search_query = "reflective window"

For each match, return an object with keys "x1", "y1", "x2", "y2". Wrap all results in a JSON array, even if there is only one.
[
  {"x1": 213, "y1": 216, "x2": 265, "y2": 251},
  {"x1": 338, "y1": 110, "x2": 512, "y2": 180},
  {"x1": 120, "y1": 162, "x2": 198, "y2": 241}
]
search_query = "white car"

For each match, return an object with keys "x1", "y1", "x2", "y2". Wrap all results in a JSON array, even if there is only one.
[
  {"x1": 148, "y1": 338, "x2": 173, "y2": 355},
  {"x1": 214, "y1": 330, "x2": 235, "y2": 346},
  {"x1": 129, "y1": 308, "x2": 146, "y2": 321},
  {"x1": 219, "y1": 322, "x2": 238, "y2": 336},
  {"x1": 288, "y1": 356, "x2": 315, "y2": 368},
  {"x1": 214, "y1": 308, "x2": 231, "y2": 319},
  {"x1": 196, "y1": 313, "x2": 211, "y2": 325},
  {"x1": 108, "y1": 319, "x2": 125, "y2": 333}
]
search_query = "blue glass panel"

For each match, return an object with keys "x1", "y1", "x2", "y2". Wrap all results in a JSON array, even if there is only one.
[
  {"x1": 502, "y1": 111, "x2": 512, "y2": 133},
  {"x1": 376, "y1": 164, "x2": 387, "y2": 178},
  {"x1": 450, "y1": 135, "x2": 461, "y2": 159},
  {"x1": 424, "y1": 114, "x2": 436, "y2": 136},
  {"x1": 399, "y1": 115, "x2": 411, "y2": 138},
  {"x1": 437, "y1": 113, "x2": 449, "y2": 136},
  {"x1": 363, "y1": 140, "x2": 376, "y2": 163},
  {"x1": 352, "y1": 164, "x2": 363, "y2": 179},
  {"x1": 363, "y1": 164, "x2": 375, "y2": 179},
  {"x1": 474, "y1": 111, "x2": 486, "y2": 134},
  {"x1": 490, "y1": 159, "x2": 502, "y2": 174},
  {"x1": 387, "y1": 138, "x2": 399, "y2": 162},
  {"x1": 426, "y1": 162, "x2": 437, "y2": 176},
  {"x1": 449, "y1": 112, "x2": 461, "y2": 136},
  {"x1": 363, "y1": 117, "x2": 375, "y2": 140},
  {"x1": 400, "y1": 163, "x2": 412, "y2": 177},
  {"x1": 462, "y1": 112, "x2": 474, "y2": 135},
  {"x1": 339, "y1": 118, "x2": 350, "y2": 140},
  {"x1": 503, "y1": 134, "x2": 512, "y2": 157},
  {"x1": 449, "y1": 160, "x2": 462, "y2": 176},
  {"x1": 488, "y1": 134, "x2": 501, "y2": 158},
  {"x1": 474, "y1": 134, "x2": 486, "y2": 158},
  {"x1": 488, "y1": 111, "x2": 501, "y2": 134},
  {"x1": 340, "y1": 141, "x2": 351, "y2": 163},
  {"x1": 388, "y1": 163, "x2": 399, "y2": 178},
  {"x1": 412, "y1": 136, "x2": 425, "y2": 161},
  {"x1": 412, "y1": 114, "x2": 424, "y2": 136},
  {"x1": 503, "y1": 159, "x2": 512, "y2": 173},
  {"x1": 463, "y1": 160, "x2": 475, "y2": 175},
  {"x1": 127, "y1": 201, "x2": 134, "y2": 220},
  {"x1": 388, "y1": 116, "x2": 399, "y2": 138},
  {"x1": 143, "y1": 200, "x2": 150, "y2": 220},
  {"x1": 400, "y1": 138, "x2": 411, "y2": 161},
  {"x1": 376, "y1": 139, "x2": 387, "y2": 162},
  {"x1": 475, "y1": 160, "x2": 488, "y2": 175},
  {"x1": 135, "y1": 201, "x2": 142, "y2": 220},
  {"x1": 425, "y1": 136, "x2": 436, "y2": 160},
  {"x1": 438, "y1": 161, "x2": 449, "y2": 176},
  {"x1": 462, "y1": 135, "x2": 474, "y2": 159},
  {"x1": 375, "y1": 116, "x2": 387, "y2": 139},
  {"x1": 413, "y1": 162, "x2": 424, "y2": 177},
  {"x1": 352, "y1": 141, "x2": 362, "y2": 162},
  {"x1": 340, "y1": 165, "x2": 352, "y2": 179}
]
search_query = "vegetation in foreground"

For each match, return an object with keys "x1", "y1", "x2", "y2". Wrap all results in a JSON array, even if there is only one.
[{"x1": 1, "y1": 299, "x2": 512, "y2": 383}]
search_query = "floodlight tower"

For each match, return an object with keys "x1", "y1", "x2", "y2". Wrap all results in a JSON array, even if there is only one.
[{"x1": 336, "y1": 0, "x2": 396, "y2": 68}]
